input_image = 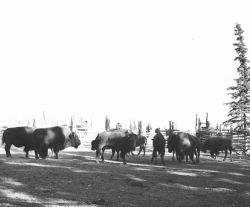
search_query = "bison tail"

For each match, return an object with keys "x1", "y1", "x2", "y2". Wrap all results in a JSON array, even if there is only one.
[{"x1": 2, "y1": 130, "x2": 8, "y2": 145}]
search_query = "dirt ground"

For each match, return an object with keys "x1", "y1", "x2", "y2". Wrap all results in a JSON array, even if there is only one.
[{"x1": 0, "y1": 139, "x2": 250, "y2": 207}]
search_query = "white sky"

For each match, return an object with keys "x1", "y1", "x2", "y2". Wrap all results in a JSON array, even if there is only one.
[{"x1": 0, "y1": 0, "x2": 250, "y2": 131}]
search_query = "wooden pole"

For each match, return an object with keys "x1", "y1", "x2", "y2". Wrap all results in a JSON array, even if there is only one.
[
  {"x1": 206, "y1": 113, "x2": 208, "y2": 128},
  {"x1": 195, "y1": 114, "x2": 198, "y2": 132},
  {"x1": 70, "y1": 117, "x2": 74, "y2": 132},
  {"x1": 198, "y1": 118, "x2": 201, "y2": 132}
]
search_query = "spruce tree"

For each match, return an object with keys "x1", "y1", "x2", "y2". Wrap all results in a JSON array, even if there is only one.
[
  {"x1": 105, "y1": 115, "x2": 110, "y2": 131},
  {"x1": 224, "y1": 23, "x2": 250, "y2": 133}
]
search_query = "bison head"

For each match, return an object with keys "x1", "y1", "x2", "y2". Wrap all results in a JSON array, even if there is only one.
[
  {"x1": 201, "y1": 139, "x2": 209, "y2": 152},
  {"x1": 128, "y1": 133, "x2": 138, "y2": 151},
  {"x1": 91, "y1": 140, "x2": 98, "y2": 150},
  {"x1": 68, "y1": 132, "x2": 81, "y2": 149},
  {"x1": 167, "y1": 134, "x2": 176, "y2": 153}
]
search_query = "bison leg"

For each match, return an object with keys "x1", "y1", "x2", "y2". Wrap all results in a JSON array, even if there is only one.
[
  {"x1": 178, "y1": 155, "x2": 181, "y2": 162},
  {"x1": 196, "y1": 148, "x2": 200, "y2": 163},
  {"x1": 35, "y1": 150, "x2": 39, "y2": 159},
  {"x1": 5, "y1": 144, "x2": 11, "y2": 158},
  {"x1": 110, "y1": 148, "x2": 115, "y2": 160},
  {"x1": 189, "y1": 153, "x2": 195, "y2": 164},
  {"x1": 42, "y1": 148, "x2": 48, "y2": 159},
  {"x1": 100, "y1": 149, "x2": 105, "y2": 163},
  {"x1": 54, "y1": 151, "x2": 59, "y2": 159},
  {"x1": 142, "y1": 146, "x2": 146, "y2": 157},
  {"x1": 51, "y1": 147, "x2": 59, "y2": 159},
  {"x1": 24, "y1": 147, "x2": 29, "y2": 158},
  {"x1": 96, "y1": 149, "x2": 101, "y2": 164},
  {"x1": 223, "y1": 149, "x2": 228, "y2": 161},
  {"x1": 172, "y1": 151, "x2": 175, "y2": 161},
  {"x1": 160, "y1": 153, "x2": 165, "y2": 165},
  {"x1": 177, "y1": 153, "x2": 183, "y2": 163},
  {"x1": 116, "y1": 150, "x2": 120, "y2": 161},
  {"x1": 120, "y1": 151, "x2": 126, "y2": 164},
  {"x1": 192, "y1": 150, "x2": 197, "y2": 163},
  {"x1": 210, "y1": 151, "x2": 216, "y2": 159},
  {"x1": 185, "y1": 155, "x2": 188, "y2": 163},
  {"x1": 137, "y1": 146, "x2": 143, "y2": 156}
]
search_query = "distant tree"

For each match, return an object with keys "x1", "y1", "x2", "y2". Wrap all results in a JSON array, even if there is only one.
[
  {"x1": 105, "y1": 115, "x2": 110, "y2": 131},
  {"x1": 129, "y1": 120, "x2": 133, "y2": 131},
  {"x1": 133, "y1": 120, "x2": 137, "y2": 131},
  {"x1": 42, "y1": 110, "x2": 47, "y2": 126},
  {"x1": 146, "y1": 124, "x2": 152, "y2": 133},
  {"x1": 70, "y1": 116, "x2": 75, "y2": 132},
  {"x1": 138, "y1": 121, "x2": 142, "y2": 135},
  {"x1": 224, "y1": 23, "x2": 250, "y2": 132},
  {"x1": 33, "y1": 119, "x2": 36, "y2": 127}
]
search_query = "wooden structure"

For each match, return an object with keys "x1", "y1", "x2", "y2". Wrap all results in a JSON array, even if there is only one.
[{"x1": 196, "y1": 113, "x2": 249, "y2": 156}]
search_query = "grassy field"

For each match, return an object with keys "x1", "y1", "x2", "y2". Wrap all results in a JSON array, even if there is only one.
[{"x1": 0, "y1": 135, "x2": 250, "y2": 207}]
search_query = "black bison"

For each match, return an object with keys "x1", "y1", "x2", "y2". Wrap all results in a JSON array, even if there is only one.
[
  {"x1": 2, "y1": 127, "x2": 36, "y2": 158},
  {"x1": 201, "y1": 136, "x2": 233, "y2": 161},
  {"x1": 151, "y1": 128, "x2": 166, "y2": 165},
  {"x1": 167, "y1": 132, "x2": 200, "y2": 163},
  {"x1": 33, "y1": 126, "x2": 81, "y2": 159},
  {"x1": 110, "y1": 134, "x2": 147, "y2": 160},
  {"x1": 91, "y1": 129, "x2": 138, "y2": 164}
]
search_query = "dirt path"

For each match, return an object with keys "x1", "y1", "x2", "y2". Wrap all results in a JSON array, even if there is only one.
[{"x1": 0, "y1": 144, "x2": 250, "y2": 207}]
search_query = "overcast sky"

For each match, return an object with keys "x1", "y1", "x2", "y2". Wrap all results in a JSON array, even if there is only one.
[{"x1": 1, "y1": 0, "x2": 250, "y2": 130}]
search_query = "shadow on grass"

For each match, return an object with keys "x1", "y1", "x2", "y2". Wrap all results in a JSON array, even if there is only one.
[{"x1": 0, "y1": 146, "x2": 250, "y2": 207}]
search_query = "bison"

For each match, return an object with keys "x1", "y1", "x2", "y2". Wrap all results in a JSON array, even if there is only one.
[
  {"x1": 201, "y1": 136, "x2": 233, "y2": 161},
  {"x1": 110, "y1": 134, "x2": 147, "y2": 160},
  {"x1": 167, "y1": 132, "x2": 200, "y2": 163},
  {"x1": 131, "y1": 135, "x2": 147, "y2": 156},
  {"x1": 2, "y1": 127, "x2": 36, "y2": 158},
  {"x1": 91, "y1": 129, "x2": 138, "y2": 164},
  {"x1": 151, "y1": 128, "x2": 166, "y2": 165},
  {"x1": 33, "y1": 126, "x2": 81, "y2": 159}
]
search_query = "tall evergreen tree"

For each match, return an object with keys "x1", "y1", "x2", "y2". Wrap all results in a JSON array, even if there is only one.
[
  {"x1": 138, "y1": 121, "x2": 142, "y2": 135},
  {"x1": 224, "y1": 23, "x2": 250, "y2": 132},
  {"x1": 105, "y1": 115, "x2": 110, "y2": 131}
]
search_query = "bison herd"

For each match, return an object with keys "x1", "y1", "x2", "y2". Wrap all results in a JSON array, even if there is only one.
[
  {"x1": 1, "y1": 126, "x2": 234, "y2": 164},
  {"x1": 90, "y1": 128, "x2": 234, "y2": 164}
]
